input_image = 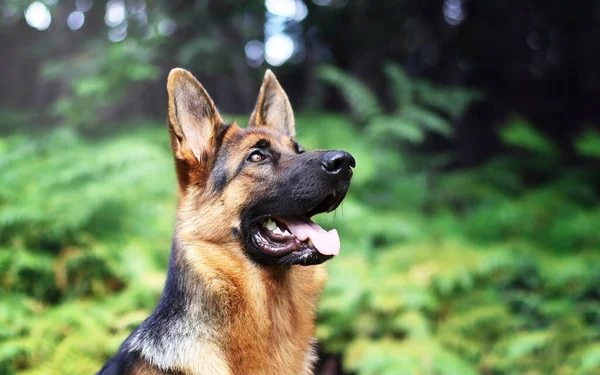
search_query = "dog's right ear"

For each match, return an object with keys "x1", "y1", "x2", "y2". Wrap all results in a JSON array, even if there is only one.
[{"x1": 167, "y1": 68, "x2": 224, "y2": 189}]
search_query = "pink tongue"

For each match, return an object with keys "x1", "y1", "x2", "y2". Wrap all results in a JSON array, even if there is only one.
[{"x1": 276, "y1": 216, "x2": 340, "y2": 256}]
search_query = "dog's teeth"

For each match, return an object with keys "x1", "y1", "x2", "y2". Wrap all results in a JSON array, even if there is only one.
[
  {"x1": 282, "y1": 229, "x2": 291, "y2": 237},
  {"x1": 307, "y1": 239, "x2": 314, "y2": 247},
  {"x1": 273, "y1": 227, "x2": 283, "y2": 235},
  {"x1": 264, "y1": 219, "x2": 277, "y2": 231}
]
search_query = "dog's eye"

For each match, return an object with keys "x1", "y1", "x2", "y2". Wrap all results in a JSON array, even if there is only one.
[{"x1": 247, "y1": 151, "x2": 265, "y2": 163}]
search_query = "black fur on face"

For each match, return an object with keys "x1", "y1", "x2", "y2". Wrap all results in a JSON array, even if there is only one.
[
  {"x1": 226, "y1": 139, "x2": 353, "y2": 266},
  {"x1": 243, "y1": 149, "x2": 349, "y2": 265}
]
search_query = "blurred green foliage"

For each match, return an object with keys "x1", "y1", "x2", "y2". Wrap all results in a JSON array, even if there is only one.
[
  {"x1": 499, "y1": 117, "x2": 560, "y2": 158},
  {"x1": 575, "y1": 129, "x2": 600, "y2": 160},
  {"x1": 42, "y1": 41, "x2": 160, "y2": 129},
  {"x1": 1, "y1": 113, "x2": 599, "y2": 374},
  {"x1": 318, "y1": 63, "x2": 483, "y2": 146}
]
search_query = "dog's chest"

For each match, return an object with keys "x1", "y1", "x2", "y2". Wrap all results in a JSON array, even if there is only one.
[{"x1": 222, "y1": 267, "x2": 326, "y2": 375}]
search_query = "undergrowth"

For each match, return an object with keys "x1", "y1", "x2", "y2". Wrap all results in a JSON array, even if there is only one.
[{"x1": 0, "y1": 115, "x2": 599, "y2": 374}]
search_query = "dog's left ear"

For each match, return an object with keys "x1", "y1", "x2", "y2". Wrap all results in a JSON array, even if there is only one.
[{"x1": 249, "y1": 70, "x2": 295, "y2": 138}]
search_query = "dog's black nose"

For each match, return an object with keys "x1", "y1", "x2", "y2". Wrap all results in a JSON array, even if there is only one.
[{"x1": 321, "y1": 151, "x2": 355, "y2": 179}]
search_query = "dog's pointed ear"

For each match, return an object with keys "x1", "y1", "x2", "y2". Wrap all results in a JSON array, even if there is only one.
[
  {"x1": 167, "y1": 68, "x2": 224, "y2": 163},
  {"x1": 249, "y1": 70, "x2": 295, "y2": 138}
]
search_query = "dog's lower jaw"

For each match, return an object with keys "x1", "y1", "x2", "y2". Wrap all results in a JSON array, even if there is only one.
[{"x1": 116, "y1": 239, "x2": 326, "y2": 375}]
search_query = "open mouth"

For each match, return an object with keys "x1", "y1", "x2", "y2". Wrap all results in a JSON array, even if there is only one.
[{"x1": 250, "y1": 190, "x2": 346, "y2": 259}]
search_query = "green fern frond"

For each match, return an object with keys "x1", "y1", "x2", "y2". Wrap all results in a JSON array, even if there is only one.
[
  {"x1": 318, "y1": 65, "x2": 383, "y2": 122},
  {"x1": 574, "y1": 129, "x2": 600, "y2": 159},
  {"x1": 403, "y1": 106, "x2": 454, "y2": 137},
  {"x1": 382, "y1": 62, "x2": 413, "y2": 109},
  {"x1": 500, "y1": 117, "x2": 559, "y2": 157},
  {"x1": 366, "y1": 116, "x2": 424, "y2": 143},
  {"x1": 413, "y1": 80, "x2": 483, "y2": 120}
]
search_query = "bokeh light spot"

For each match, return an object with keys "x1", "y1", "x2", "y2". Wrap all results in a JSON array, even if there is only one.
[
  {"x1": 266, "y1": 0, "x2": 296, "y2": 19},
  {"x1": 245, "y1": 40, "x2": 265, "y2": 67},
  {"x1": 265, "y1": 34, "x2": 295, "y2": 66},
  {"x1": 443, "y1": 0, "x2": 465, "y2": 26},
  {"x1": 294, "y1": 0, "x2": 308, "y2": 21},
  {"x1": 67, "y1": 11, "x2": 85, "y2": 30},
  {"x1": 158, "y1": 19, "x2": 176, "y2": 36},
  {"x1": 105, "y1": 0, "x2": 126, "y2": 27},
  {"x1": 108, "y1": 22, "x2": 127, "y2": 42},
  {"x1": 24, "y1": 1, "x2": 52, "y2": 31}
]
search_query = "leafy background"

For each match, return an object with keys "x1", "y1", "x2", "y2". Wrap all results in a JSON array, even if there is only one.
[{"x1": 1, "y1": 1, "x2": 600, "y2": 374}]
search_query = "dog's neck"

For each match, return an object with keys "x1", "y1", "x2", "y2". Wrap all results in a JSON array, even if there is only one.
[{"x1": 127, "y1": 238, "x2": 327, "y2": 375}]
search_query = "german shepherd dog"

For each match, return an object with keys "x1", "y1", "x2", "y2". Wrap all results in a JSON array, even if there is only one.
[{"x1": 97, "y1": 68, "x2": 355, "y2": 375}]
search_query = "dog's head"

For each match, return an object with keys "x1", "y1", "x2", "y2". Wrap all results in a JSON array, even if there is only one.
[{"x1": 167, "y1": 68, "x2": 354, "y2": 266}]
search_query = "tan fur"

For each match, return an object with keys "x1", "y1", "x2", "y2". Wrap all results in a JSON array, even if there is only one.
[{"x1": 157, "y1": 68, "x2": 328, "y2": 374}]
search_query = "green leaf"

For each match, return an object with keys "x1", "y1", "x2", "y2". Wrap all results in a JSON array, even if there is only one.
[
  {"x1": 413, "y1": 81, "x2": 483, "y2": 120},
  {"x1": 403, "y1": 106, "x2": 454, "y2": 137},
  {"x1": 318, "y1": 65, "x2": 383, "y2": 122},
  {"x1": 499, "y1": 117, "x2": 559, "y2": 157},
  {"x1": 367, "y1": 116, "x2": 425, "y2": 143},
  {"x1": 574, "y1": 129, "x2": 600, "y2": 159},
  {"x1": 383, "y1": 62, "x2": 413, "y2": 109}
]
